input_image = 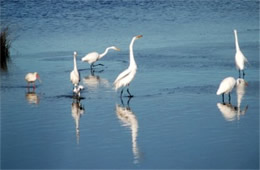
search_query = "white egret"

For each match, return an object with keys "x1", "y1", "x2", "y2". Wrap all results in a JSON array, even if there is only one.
[
  {"x1": 70, "y1": 51, "x2": 80, "y2": 90},
  {"x1": 234, "y1": 29, "x2": 248, "y2": 78},
  {"x1": 114, "y1": 35, "x2": 143, "y2": 97},
  {"x1": 73, "y1": 85, "x2": 84, "y2": 97},
  {"x1": 81, "y1": 46, "x2": 120, "y2": 69},
  {"x1": 216, "y1": 76, "x2": 237, "y2": 103},
  {"x1": 25, "y1": 72, "x2": 41, "y2": 88}
]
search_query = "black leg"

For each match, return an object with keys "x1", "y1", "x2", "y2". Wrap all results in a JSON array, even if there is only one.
[
  {"x1": 222, "y1": 94, "x2": 225, "y2": 104},
  {"x1": 243, "y1": 70, "x2": 245, "y2": 78},
  {"x1": 238, "y1": 70, "x2": 241, "y2": 78},
  {"x1": 120, "y1": 89, "x2": 124, "y2": 98},
  {"x1": 228, "y1": 93, "x2": 231, "y2": 103},
  {"x1": 127, "y1": 97, "x2": 132, "y2": 107},
  {"x1": 127, "y1": 88, "x2": 133, "y2": 97}
]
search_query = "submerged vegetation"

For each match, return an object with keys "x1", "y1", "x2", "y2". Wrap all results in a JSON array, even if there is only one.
[{"x1": 1, "y1": 27, "x2": 11, "y2": 71}]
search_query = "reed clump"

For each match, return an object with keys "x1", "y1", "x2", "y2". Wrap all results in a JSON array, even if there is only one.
[{"x1": 1, "y1": 27, "x2": 11, "y2": 71}]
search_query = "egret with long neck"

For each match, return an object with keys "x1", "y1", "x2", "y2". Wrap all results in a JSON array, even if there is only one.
[
  {"x1": 114, "y1": 35, "x2": 143, "y2": 98},
  {"x1": 70, "y1": 51, "x2": 80, "y2": 90},
  {"x1": 81, "y1": 46, "x2": 120, "y2": 70},
  {"x1": 234, "y1": 29, "x2": 248, "y2": 78}
]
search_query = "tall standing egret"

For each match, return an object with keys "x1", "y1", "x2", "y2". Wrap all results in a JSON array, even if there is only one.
[
  {"x1": 70, "y1": 51, "x2": 80, "y2": 90},
  {"x1": 25, "y1": 72, "x2": 41, "y2": 88},
  {"x1": 114, "y1": 35, "x2": 143, "y2": 98},
  {"x1": 81, "y1": 46, "x2": 120, "y2": 69},
  {"x1": 216, "y1": 76, "x2": 238, "y2": 103},
  {"x1": 234, "y1": 29, "x2": 248, "y2": 78}
]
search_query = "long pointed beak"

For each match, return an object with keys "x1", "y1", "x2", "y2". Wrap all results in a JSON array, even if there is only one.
[
  {"x1": 38, "y1": 76, "x2": 42, "y2": 83},
  {"x1": 115, "y1": 47, "x2": 120, "y2": 51}
]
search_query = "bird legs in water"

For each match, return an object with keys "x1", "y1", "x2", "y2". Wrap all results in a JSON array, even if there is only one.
[
  {"x1": 90, "y1": 63, "x2": 104, "y2": 70},
  {"x1": 222, "y1": 93, "x2": 231, "y2": 104},
  {"x1": 238, "y1": 70, "x2": 245, "y2": 78},
  {"x1": 120, "y1": 87, "x2": 134, "y2": 98}
]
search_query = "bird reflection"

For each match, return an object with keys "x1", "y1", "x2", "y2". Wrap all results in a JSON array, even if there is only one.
[
  {"x1": 83, "y1": 70, "x2": 109, "y2": 90},
  {"x1": 71, "y1": 98, "x2": 85, "y2": 144},
  {"x1": 25, "y1": 89, "x2": 39, "y2": 104},
  {"x1": 217, "y1": 78, "x2": 248, "y2": 121},
  {"x1": 115, "y1": 97, "x2": 140, "y2": 164},
  {"x1": 236, "y1": 78, "x2": 249, "y2": 120}
]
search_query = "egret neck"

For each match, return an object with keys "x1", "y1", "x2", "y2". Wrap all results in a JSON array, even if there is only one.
[
  {"x1": 74, "y1": 53, "x2": 78, "y2": 71},
  {"x1": 129, "y1": 37, "x2": 137, "y2": 69},
  {"x1": 99, "y1": 47, "x2": 112, "y2": 59},
  {"x1": 234, "y1": 30, "x2": 240, "y2": 51}
]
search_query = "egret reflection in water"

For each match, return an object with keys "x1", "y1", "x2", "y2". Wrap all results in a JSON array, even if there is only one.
[
  {"x1": 115, "y1": 97, "x2": 140, "y2": 164},
  {"x1": 71, "y1": 98, "x2": 85, "y2": 144},
  {"x1": 217, "y1": 78, "x2": 248, "y2": 121},
  {"x1": 83, "y1": 70, "x2": 110, "y2": 90},
  {"x1": 25, "y1": 89, "x2": 39, "y2": 104}
]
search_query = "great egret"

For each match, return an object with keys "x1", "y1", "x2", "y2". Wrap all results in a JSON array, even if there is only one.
[
  {"x1": 114, "y1": 35, "x2": 143, "y2": 97},
  {"x1": 81, "y1": 46, "x2": 120, "y2": 69},
  {"x1": 70, "y1": 51, "x2": 80, "y2": 90},
  {"x1": 216, "y1": 76, "x2": 237, "y2": 103},
  {"x1": 234, "y1": 29, "x2": 248, "y2": 78},
  {"x1": 25, "y1": 72, "x2": 41, "y2": 88}
]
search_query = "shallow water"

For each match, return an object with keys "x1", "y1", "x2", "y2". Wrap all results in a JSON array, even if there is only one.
[{"x1": 1, "y1": 0, "x2": 259, "y2": 169}]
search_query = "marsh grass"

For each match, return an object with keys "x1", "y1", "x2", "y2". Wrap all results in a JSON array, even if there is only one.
[{"x1": 1, "y1": 27, "x2": 11, "y2": 71}]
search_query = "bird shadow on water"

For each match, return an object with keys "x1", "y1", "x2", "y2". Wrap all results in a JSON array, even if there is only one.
[
  {"x1": 115, "y1": 97, "x2": 143, "y2": 164},
  {"x1": 71, "y1": 96, "x2": 85, "y2": 144},
  {"x1": 25, "y1": 88, "x2": 40, "y2": 105}
]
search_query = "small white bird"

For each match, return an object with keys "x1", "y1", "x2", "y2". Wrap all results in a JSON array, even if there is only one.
[
  {"x1": 73, "y1": 85, "x2": 84, "y2": 96},
  {"x1": 81, "y1": 46, "x2": 120, "y2": 69},
  {"x1": 234, "y1": 29, "x2": 248, "y2": 78},
  {"x1": 216, "y1": 76, "x2": 238, "y2": 103},
  {"x1": 70, "y1": 51, "x2": 80, "y2": 90},
  {"x1": 25, "y1": 72, "x2": 41, "y2": 88},
  {"x1": 114, "y1": 35, "x2": 143, "y2": 98}
]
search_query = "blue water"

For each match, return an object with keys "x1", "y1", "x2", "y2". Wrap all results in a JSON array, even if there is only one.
[{"x1": 1, "y1": 0, "x2": 259, "y2": 169}]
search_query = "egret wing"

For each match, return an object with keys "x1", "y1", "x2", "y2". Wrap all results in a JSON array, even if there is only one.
[{"x1": 114, "y1": 68, "x2": 130, "y2": 84}]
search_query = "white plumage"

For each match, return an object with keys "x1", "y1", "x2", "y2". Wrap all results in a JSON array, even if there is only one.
[
  {"x1": 216, "y1": 77, "x2": 237, "y2": 103},
  {"x1": 25, "y1": 72, "x2": 41, "y2": 88},
  {"x1": 216, "y1": 77, "x2": 236, "y2": 95},
  {"x1": 70, "y1": 51, "x2": 80, "y2": 89},
  {"x1": 81, "y1": 46, "x2": 120, "y2": 69},
  {"x1": 234, "y1": 29, "x2": 248, "y2": 77},
  {"x1": 114, "y1": 35, "x2": 143, "y2": 97}
]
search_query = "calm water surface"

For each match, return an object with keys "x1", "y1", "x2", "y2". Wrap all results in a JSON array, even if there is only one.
[{"x1": 1, "y1": 0, "x2": 259, "y2": 169}]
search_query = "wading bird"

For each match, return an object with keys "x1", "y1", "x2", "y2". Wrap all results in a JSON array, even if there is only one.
[
  {"x1": 81, "y1": 46, "x2": 120, "y2": 70},
  {"x1": 114, "y1": 35, "x2": 142, "y2": 98},
  {"x1": 234, "y1": 29, "x2": 248, "y2": 78},
  {"x1": 25, "y1": 72, "x2": 41, "y2": 88},
  {"x1": 73, "y1": 85, "x2": 84, "y2": 97},
  {"x1": 216, "y1": 76, "x2": 237, "y2": 103},
  {"x1": 70, "y1": 51, "x2": 80, "y2": 90}
]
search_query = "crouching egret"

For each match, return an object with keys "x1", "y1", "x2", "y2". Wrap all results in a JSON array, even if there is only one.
[
  {"x1": 81, "y1": 46, "x2": 120, "y2": 70},
  {"x1": 73, "y1": 85, "x2": 84, "y2": 97},
  {"x1": 25, "y1": 72, "x2": 41, "y2": 88},
  {"x1": 234, "y1": 29, "x2": 248, "y2": 78},
  {"x1": 70, "y1": 51, "x2": 80, "y2": 90},
  {"x1": 114, "y1": 35, "x2": 143, "y2": 98},
  {"x1": 216, "y1": 76, "x2": 241, "y2": 103}
]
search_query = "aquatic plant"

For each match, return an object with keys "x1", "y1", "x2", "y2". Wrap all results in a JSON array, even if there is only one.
[{"x1": 1, "y1": 26, "x2": 11, "y2": 71}]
